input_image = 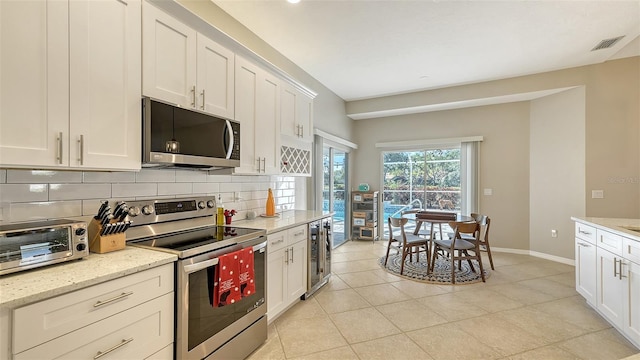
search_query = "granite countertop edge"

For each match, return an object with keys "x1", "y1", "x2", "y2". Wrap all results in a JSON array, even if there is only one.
[
  {"x1": 1, "y1": 210, "x2": 333, "y2": 309},
  {"x1": 571, "y1": 216, "x2": 640, "y2": 242},
  {"x1": 0, "y1": 247, "x2": 177, "y2": 309}
]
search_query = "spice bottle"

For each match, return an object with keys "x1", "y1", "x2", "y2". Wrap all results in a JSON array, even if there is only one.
[{"x1": 266, "y1": 188, "x2": 275, "y2": 216}]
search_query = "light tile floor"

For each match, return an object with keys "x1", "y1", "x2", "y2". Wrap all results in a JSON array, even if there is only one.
[{"x1": 248, "y1": 240, "x2": 640, "y2": 360}]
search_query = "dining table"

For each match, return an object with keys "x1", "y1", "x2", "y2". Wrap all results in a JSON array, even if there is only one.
[{"x1": 404, "y1": 211, "x2": 475, "y2": 240}]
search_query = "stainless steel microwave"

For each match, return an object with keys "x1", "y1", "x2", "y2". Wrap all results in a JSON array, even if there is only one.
[{"x1": 142, "y1": 97, "x2": 240, "y2": 170}]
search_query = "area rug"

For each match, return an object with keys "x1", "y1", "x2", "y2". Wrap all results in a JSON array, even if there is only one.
[{"x1": 378, "y1": 252, "x2": 490, "y2": 285}]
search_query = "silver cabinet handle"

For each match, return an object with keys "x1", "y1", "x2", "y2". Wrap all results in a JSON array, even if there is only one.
[
  {"x1": 614, "y1": 258, "x2": 620, "y2": 278},
  {"x1": 579, "y1": 230, "x2": 592, "y2": 235},
  {"x1": 94, "y1": 338, "x2": 133, "y2": 359},
  {"x1": 285, "y1": 248, "x2": 289, "y2": 264},
  {"x1": 290, "y1": 246, "x2": 294, "y2": 263},
  {"x1": 271, "y1": 238, "x2": 284, "y2": 246},
  {"x1": 619, "y1": 259, "x2": 627, "y2": 280},
  {"x1": 261, "y1": 157, "x2": 266, "y2": 173},
  {"x1": 191, "y1": 85, "x2": 196, "y2": 107},
  {"x1": 577, "y1": 242, "x2": 591, "y2": 247},
  {"x1": 200, "y1": 89, "x2": 205, "y2": 110},
  {"x1": 300, "y1": 124, "x2": 304, "y2": 137},
  {"x1": 256, "y1": 157, "x2": 262, "y2": 172},
  {"x1": 93, "y1": 291, "x2": 133, "y2": 308},
  {"x1": 56, "y1": 132, "x2": 63, "y2": 164},
  {"x1": 78, "y1": 134, "x2": 84, "y2": 165}
]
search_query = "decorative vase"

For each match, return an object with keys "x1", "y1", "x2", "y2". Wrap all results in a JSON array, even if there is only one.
[
  {"x1": 225, "y1": 216, "x2": 232, "y2": 225},
  {"x1": 266, "y1": 188, "x2": 275, "y2": 216}
]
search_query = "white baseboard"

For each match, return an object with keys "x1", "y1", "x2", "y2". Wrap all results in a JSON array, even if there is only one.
[{"x1": 491, "y1": 247, "x2": 574, "y2": 266}]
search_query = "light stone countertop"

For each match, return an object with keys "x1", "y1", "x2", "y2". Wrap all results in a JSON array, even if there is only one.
[
  {"x1": 571, "y1": 217, "x2": 640, "y2": 242},
  {"x1": 0, "y1": 210, "x2": 331, "y2": 309},
  {"x1": 0, "y1": 247, "x2": 177, "y2": 309},
  {"x1": 232, "y1": 210, "x2": 333, "y2": 234}
]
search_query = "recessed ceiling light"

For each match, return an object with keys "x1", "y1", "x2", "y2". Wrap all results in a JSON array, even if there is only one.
[{"x1": 287, "y1": 0, "x2": 300, "y2": 3}]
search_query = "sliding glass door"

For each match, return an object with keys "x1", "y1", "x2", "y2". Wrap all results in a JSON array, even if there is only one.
[{"x1": 323, "y1": 147, "x2": 348, "y2": 247}]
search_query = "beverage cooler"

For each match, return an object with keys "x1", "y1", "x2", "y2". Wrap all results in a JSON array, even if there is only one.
[{"x1": 304, "y1": 217, "x2": 332, "y2": 299}]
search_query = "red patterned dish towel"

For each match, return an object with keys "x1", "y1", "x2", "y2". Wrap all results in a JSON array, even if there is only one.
[
  {"x1": 238, "y1": 246, "x2": 255, "y2": 297},
  {"x1": 213, "y1": 251, "x2": 241, "y2": 307}
]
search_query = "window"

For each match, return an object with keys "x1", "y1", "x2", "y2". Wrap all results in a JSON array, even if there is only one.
[{"x1": 382, "y1": 147, "x2": 461, "y2": 221}]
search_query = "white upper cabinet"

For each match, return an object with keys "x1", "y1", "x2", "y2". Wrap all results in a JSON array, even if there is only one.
[
  {"x1": 280, "y1": 83, "x2": 313, "y2": 144},
  {"x1": 234, "y1": 56, "x2": 280, "y2": 175},
  {"x1": 142, "y1": 1, "x2": 234, "y2": 119},
  {"x1": 196, "y1": 36, "x2": 235, "y2": 119},
  {"x1": 0, "y1": 0, "x2": 69, "y2": 167},
  {"x1": 0, "y1": 0, "x2": 141, "y2": 170},
  {"x1": 69, "y1": 0, "x2": 141, "y2": 170},
  {"x1": 142, "y1": 1, "x2": 196, "y2": 107}
]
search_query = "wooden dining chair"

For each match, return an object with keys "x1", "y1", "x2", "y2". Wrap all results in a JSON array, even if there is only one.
[
  {"x1": 384, "y1": 217, "x2": 430, "y2": 275},
  {"x1": 401, "y1": 209, "x2": 432, "y2": 238},
  {"x1": 470, "y1": 213, "x2": 494, "y2": 270},
  {"x1": 430, "y1": 221, "x2": 485, "y2": 284}
]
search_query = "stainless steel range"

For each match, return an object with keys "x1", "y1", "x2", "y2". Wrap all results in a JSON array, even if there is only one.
[{"x1": 125, "y1": 196, "x2": 267, "y2": 360}]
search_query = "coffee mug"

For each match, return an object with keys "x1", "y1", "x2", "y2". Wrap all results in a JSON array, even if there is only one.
[{"x1": 246, "y1": 211, "x2": 257, "y2": 220}]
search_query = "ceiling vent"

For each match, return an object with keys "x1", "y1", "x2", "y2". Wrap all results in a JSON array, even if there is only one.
[{"x1": 591, "y1": 36, "x2": 625, "y2": 51}]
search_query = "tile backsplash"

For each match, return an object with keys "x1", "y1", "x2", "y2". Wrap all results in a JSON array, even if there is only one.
[{"x1": 0, "y1": 168, "x2": 297, "y2": 223}]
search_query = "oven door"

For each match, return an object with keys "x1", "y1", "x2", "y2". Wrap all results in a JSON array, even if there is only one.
[{"x1": 176, "y1": 236, "x2": 266, "y2": 360}]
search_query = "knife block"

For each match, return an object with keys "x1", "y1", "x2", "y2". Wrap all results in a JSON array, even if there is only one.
[{"x1": 88, "y1": 219, "x2": 126, "y2": 254}]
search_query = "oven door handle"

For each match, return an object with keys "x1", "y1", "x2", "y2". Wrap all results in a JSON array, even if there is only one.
[
  {"x1": 254, "y1": 241, "x2": 267, "y2": 252},
  {"x1": 183, "y1": 258, "x2": 220, "y2": 274}
]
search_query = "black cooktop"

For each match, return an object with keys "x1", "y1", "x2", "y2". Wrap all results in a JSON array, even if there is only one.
[{"x1": 130, "y1": 226, "x2": 265, "y2": 257}]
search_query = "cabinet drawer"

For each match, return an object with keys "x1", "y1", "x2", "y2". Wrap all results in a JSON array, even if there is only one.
[
  {"x1": 353, "y1": 212, "x2": 366, "y2": 218},
  {"x1": 597, "y1": 229, "x2": 623, "y2": 256},
  {"x1": 288, "y1": 225, "x2": 307, "y2": 245},
  {"x1": 14, "y1": 293, "x2": 174, "y2": 360},
  {"x1": 13, "y1": 264, "x2": 173, "y2": 354},
  {"x1": 267, "y1": 231, "x2": 287, "y2": 254},
  {"x1": 624, "y1": 238, "x2": 640, "y2": 264},
  {"x1": 575, "y1": 222, "x2": 596, "y2": 244}
]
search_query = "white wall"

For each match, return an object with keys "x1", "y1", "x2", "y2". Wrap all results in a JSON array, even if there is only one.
[{"x1": 530, "y1": 87, "x2": 586, "y2": 260}]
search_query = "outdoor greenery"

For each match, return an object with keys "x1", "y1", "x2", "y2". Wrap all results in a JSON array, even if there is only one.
[{"x1": 383, "y1": 149, "x2": 461, "y2": 211}]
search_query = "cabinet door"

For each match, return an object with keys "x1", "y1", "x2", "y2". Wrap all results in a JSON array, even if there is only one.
[
  {"x1": 256, "y1": 72, "x2": 281, "y2": 174},
  {"x1": 287, "y1": 240, "x2": 308, "y2": 301},
  {"x1": 69, "y1": 0, "x2": 141, "y2": 170},
  {"x1": 623, "y1": 260, "x2": 640, "y2": 345},
  {"x1": 280, "y1": 83, "x2": 298, "y2": 138},
  {"x1": 142, "y1": 0, "x2": 196, "y2": 108},
  {"x1": 196, "y1": 34, "x2": 234, "y2": 119},
  {"x1": 597, "y1": 247, "x2": 624, "y2": 327},
  {"x1": 575, "y1": 238, "x2": 597, "y2": 304},
  {"x1": 266, "y1": 248, "x2": 287, "y2": 321},
  {"x1": 0, "y1": 0, "x2": 69, "y2": 168},
  {"x1": 234, "y1": 56, "x2": 259, "y2": 174},
  {"x1": 297, "y1": 91, "x2": 313, "y2": 142}
]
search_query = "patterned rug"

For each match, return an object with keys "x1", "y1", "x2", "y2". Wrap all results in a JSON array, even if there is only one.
[{"x1": 378, "y1": 252, "x2": 490, "y2": 285}]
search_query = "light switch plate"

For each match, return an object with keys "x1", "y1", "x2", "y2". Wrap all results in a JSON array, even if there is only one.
[
  {"x1": 592, "y1": 190, "x2": 604, "y2": 199},
  {"x1": 483, "y1": 188, "x2": 493, "y2": 196}
]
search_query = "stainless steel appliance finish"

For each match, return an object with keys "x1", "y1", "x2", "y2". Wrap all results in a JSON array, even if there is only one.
[
  {"x1": 142, "y1": 97, "x2": 240, "y2": 170},
  {"x1": 0, "y1": 219, "x2": 88, "y2": 276},
  {"x1": 304, "y1": 217, "x2": 332, "y2": 299},
  {"x1": 125, "y1": 196, "x2": 267, "y2": 360}
]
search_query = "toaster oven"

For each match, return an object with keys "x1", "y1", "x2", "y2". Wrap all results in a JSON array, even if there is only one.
[{"x1": 0, "y1": 219, "x2": 89, "y2": 276}]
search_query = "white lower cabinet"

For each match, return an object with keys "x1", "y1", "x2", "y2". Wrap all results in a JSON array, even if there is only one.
[
  {"x1": 267, "y1": 225, "x2": 308, "y2": 321},
  {"x1": 575, "y1": 220, "x2": 640, "y2": 349},
  {"x1": 596, "y1": 246, "x2": 624, "y2": 327},
  {"x1": 12, "y1": 264, "x2": 174, "y2": 359}
]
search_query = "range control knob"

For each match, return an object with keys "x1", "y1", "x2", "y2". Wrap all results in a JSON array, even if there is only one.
[
  {"x1": 75, "y1": 227, "x2": 86, "y2": 236},
  {"x1": 206, "y1": 200, "x2": 215, "y2": 208},
  {"x1": 198, "y1": 201, "x2": 206, "y2": 209},
  {"x1": 76, "y1": 243, "x2": 86, "y2": 252},
  {"x1": 128, "y1": 207, "x2": 141, "y2": 217},
  {"x1": 141, "y1": 205, "x2": 154, "y2": 216}
]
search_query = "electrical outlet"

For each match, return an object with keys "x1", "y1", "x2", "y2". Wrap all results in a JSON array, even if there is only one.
[{"x1": 551, "y1": 229, "x2": 557, "y2": 238}]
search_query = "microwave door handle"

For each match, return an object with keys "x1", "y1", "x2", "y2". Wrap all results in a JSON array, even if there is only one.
[
  {"x1": 183, "y1": 257, "x2": 220, "y2": 274},
  {"x1": 225, "y1": 119, "x2": 234, "y2": 159}
]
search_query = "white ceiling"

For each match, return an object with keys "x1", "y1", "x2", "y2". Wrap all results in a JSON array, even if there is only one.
[{"x1": 213, "y1": 0, "x2": 640, "y2": 102}]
